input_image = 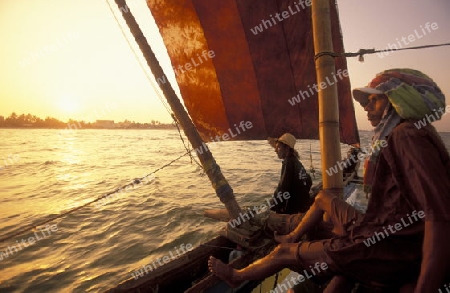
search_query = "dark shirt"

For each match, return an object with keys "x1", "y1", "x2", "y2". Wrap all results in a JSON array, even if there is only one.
[
  {"x1": 272, "y1": 152, "x2": 311, "y2": 214},
  {"x1": 324, "y1": 122, "x2": 450, "y2": 286}
]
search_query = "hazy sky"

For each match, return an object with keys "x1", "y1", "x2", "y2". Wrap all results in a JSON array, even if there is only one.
[{"x1": 1, "y1": 0, "x2": 449, "y2": 131}]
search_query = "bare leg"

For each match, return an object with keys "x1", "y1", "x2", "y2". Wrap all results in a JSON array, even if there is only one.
[
  {"x1": 208, "y1": 243, "x2": 299, "y2": 288},
  {"x1": 275, "y1": 190, "x2": 338, "y2": 243}
]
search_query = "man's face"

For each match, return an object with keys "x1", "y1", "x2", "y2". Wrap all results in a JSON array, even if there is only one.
[
  {"x1": 275, "y1": 142, "x2": 288, "y2": 159},
  {"x1": 364, "y1": 94, "x2": 389, "y2": 127}
]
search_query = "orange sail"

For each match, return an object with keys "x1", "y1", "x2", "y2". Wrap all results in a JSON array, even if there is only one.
[{"x1": 147, "y1": 0, "x2": 359, "y2": 145}]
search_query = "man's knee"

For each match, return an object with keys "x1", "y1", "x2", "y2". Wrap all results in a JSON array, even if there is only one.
[
  {"x1": 272, "y1": 243, "x2": 297, "y2": 259},
  {"x1": 314, "y1": 190, "x2": 336, "y2": 210}
]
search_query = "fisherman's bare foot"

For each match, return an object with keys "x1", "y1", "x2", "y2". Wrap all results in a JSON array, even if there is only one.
[
  {"x1": 208, "y1": 256, "x2": 242, "y2": 288},
  {"x1": 274, "y1": 231, "x2": 295, "y2": 243}
]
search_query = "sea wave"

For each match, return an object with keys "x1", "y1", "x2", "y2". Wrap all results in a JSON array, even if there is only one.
[{"x1": 0, "y1": 129, "x2": 449, "y2": 292}]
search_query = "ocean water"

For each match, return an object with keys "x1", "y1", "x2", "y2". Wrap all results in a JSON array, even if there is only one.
[{"x1": 0, "y1": 129, "x2": 449, "y2": 292}]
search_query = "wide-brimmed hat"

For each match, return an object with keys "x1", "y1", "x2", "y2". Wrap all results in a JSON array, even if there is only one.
[{"x1": 276, "y1": 133, "x2": 296, "y2": 149}]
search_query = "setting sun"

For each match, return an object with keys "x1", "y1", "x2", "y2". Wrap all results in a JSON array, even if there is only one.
[{"x1": 57, "y1": 95, "x2": 80, "y2": 115}]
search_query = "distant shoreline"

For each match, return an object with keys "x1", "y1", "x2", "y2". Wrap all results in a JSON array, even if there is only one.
[
  {"x1": 0, "y1": 113, "x2": 176, "y2": 130},
  {"x1": 0, "y1": 126, "x2": 176, "y2": 130},
  {"x1": 0, "y1": 127, "x2": 447, "y2": 134}
]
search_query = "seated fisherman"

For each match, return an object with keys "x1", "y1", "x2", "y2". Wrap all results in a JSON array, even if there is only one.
[
  {"x1": 270, "y1": 133, "x2": 312, "y2": 214},
  {"x1": 209, "y1": 68, "x2": 450, "y2": 292}
]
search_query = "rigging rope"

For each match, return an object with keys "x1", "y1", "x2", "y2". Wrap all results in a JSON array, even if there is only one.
[
  {"x1": 172, "y1": 114, "x2": 204, "y2": 171},
  {"x1": 106, "y1": 0, "x2": 203, "y2": 170},
  {"x1": 199, "y1": 244, "x2": 235, "y2": 251},
  {"x1": 315, "y1": 42, "x2": 450, "y2": 61},
  {"x1": 105, "y1": 0, "x2": 173, "y2": 116},
  {"x1": 0, "y1": 149, "x2": 197, "y2": 243}
]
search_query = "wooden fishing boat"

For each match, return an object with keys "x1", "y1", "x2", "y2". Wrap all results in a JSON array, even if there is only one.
[
  {"x1": 106, "y1": 172, "x2": 360, "y2": 293},
  {"x1": 107, "y1": 0, "x2": 361, "y2": 292}
]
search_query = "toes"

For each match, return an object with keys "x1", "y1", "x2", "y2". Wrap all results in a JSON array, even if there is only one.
[{"x1": 208, "y1": 256, "x2": 217, "y2": 272}]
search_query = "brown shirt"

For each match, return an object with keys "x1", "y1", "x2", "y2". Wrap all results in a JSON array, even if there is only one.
[{"x1": 324, "y1": 122, "x2": 450, "y2": 287}]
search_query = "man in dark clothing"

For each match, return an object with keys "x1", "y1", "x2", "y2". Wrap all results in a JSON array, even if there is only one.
[
  {"x1": 271, "y1": 133, "x2": 312, "y2": 214},
  {"x1": 208, "y1": 69, "x2": 450, "y2": 293}
]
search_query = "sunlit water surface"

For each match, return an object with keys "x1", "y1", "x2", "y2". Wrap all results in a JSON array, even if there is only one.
[{"x1": 0, "y1": 129, "x2": 449, "y2": 292}]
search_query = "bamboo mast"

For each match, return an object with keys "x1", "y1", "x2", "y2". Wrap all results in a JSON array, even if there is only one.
[
  {"x1": 311, "y1": 0, "x2": 343, "y2": 193},
  {"x1": 113, "y1": 0, "x2": 244, "y2": 220}
]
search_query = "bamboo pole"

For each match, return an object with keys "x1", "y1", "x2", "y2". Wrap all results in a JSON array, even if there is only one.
[
  {"x1": 311, "y1": 0, "x2": 343, "y2": 193},
  {"x1": 114, "y1": 0, "x2": 243, "y2": 219}
]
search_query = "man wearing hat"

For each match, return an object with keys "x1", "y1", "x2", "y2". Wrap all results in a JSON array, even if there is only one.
[
  {"x1": 271, "y1": 133, "x2": 312, "y2": 214},
  {"x1": 209, "y1": 68, "x2": 450, "y2": 292}
]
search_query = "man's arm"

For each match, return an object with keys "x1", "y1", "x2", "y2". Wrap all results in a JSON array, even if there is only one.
[
  {"x1": 414, "y1": 221, "x2": 450, "y2": 293},
  {"x1": 277, "y1": 158, "x2": 295, "y2": 193},
  {"x1": 383, "y1": 124, "x2": 450, "y2": 291},
  {"x1": 272, "y1": 158, "x2": 295, "y2": 212}
]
